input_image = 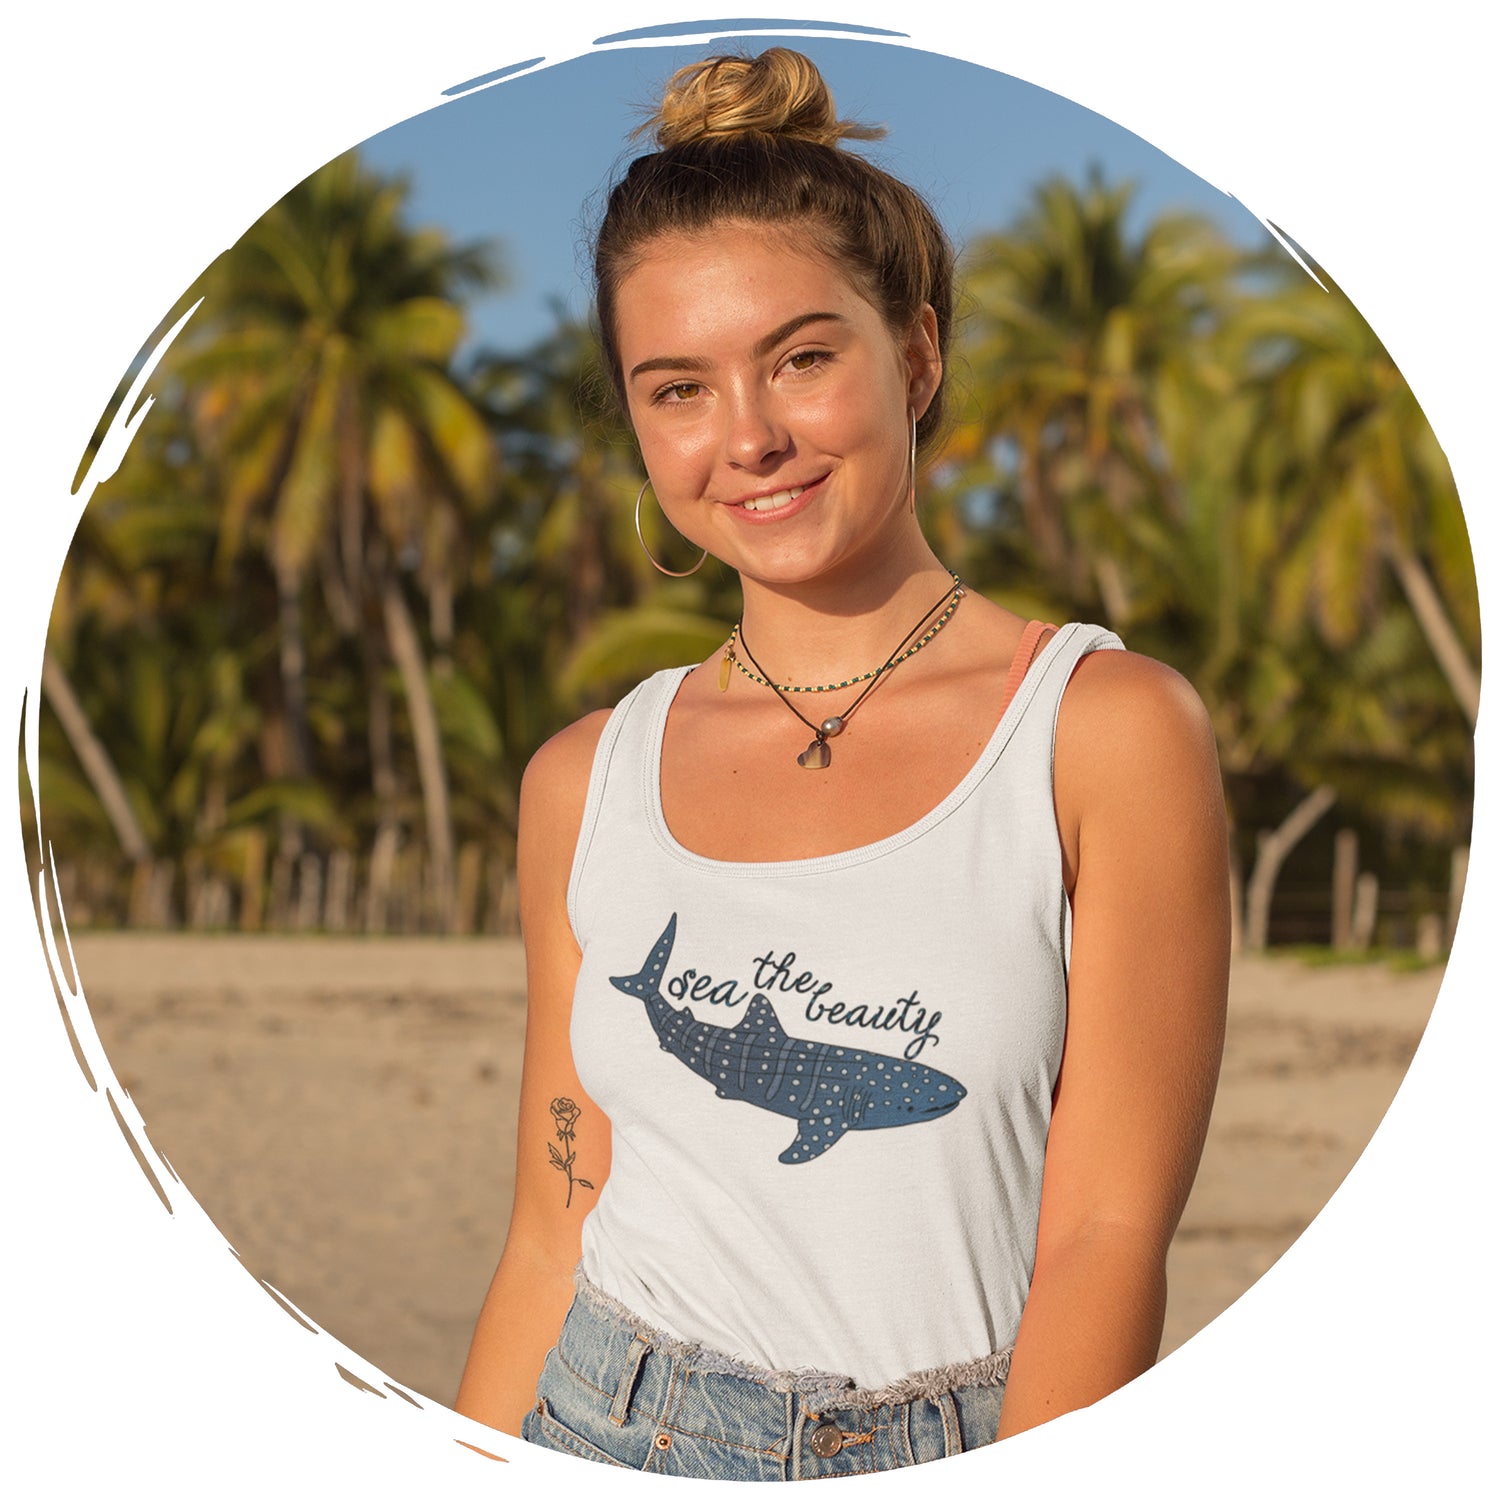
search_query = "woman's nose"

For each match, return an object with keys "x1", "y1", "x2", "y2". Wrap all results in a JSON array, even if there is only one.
[{"x1": 722, "y1": 392, "x2": 789, "y2": 469}]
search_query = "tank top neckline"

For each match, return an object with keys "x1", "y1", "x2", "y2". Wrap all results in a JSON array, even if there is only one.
[{"x1": 641, "y1": 620, "x2": 1085, "y2": 878}]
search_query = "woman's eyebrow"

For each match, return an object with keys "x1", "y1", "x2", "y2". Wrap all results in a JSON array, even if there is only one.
[
  {"x1": 751, "y1": 311, "x2": 846, "y2": 357},
  {"x1": 627, "y1": 312, "x2": 848, "y2": 382}
]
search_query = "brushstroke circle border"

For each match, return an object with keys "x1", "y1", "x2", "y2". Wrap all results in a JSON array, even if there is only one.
[{"x1": 5, "y1": 2, "x2": 1491, "y2": 1493}]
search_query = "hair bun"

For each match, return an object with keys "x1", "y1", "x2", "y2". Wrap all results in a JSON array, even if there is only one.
[{"x1": 646, "y1": 48, "x2": 885, "y2": 149}]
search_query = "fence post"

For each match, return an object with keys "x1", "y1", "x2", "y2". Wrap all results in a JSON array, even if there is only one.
[
  {"x1": 401, "y1": 850, "x2": 423, "y2": 934},
  {"x1": 1447, "y1": 845, "x2": 1469, "y2": 950},
  {"x1": 1331, "y1": 829, "x2": 1358, "y2": 949},
  {"x1": 1350, "y1": 871, "x2": 1379, "y2": 951},
  {"x1": 454, "y1": 842, "x2": 482, "y2": 936},
  {"x1": 1415, "y1": 913, "x2": 1444, "y2": 961},
  {"x1": 268, "y1": 850, "x2": 295, "y2": 930},
  {"x1": 325, "y1": 849, "x2": 353, "y2": 933},
  {"x1": 365, "y1": 826, "x2": 399, "y2": 934},
  {"x1": 240, "y1": 830, "x2": 266, "y2": 932},
  {"x1": 296, "y1": 853, "x2": 323, "y2": 931},
  {"x1": 1244, "y1": 785, "x2": 1338, "y2": 952}
]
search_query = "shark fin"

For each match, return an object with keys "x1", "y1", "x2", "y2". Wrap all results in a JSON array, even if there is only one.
[
  {"x1": 778, "y1": 1114, "x2": 851, "y2": 1165},
  {"x1": 734, "y1": 993, "x2": 784, "y2": 1040},
  {"x1": 609, "y1": 914, "x2": 679, "y2": 999}
]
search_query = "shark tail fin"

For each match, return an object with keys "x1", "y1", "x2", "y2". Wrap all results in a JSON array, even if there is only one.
[{"x1": 609, "y1": 914, "x2": 678, "y2": 999}]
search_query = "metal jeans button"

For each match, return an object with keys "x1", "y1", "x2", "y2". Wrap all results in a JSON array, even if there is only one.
[{"x1": 809, "y1": 1420, "x2": 843, "y2": 1457}]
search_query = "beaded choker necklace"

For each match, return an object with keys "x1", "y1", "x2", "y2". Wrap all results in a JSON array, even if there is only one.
[{"x1": 718, "y1": 573, "x2": 965, "y2": 769}]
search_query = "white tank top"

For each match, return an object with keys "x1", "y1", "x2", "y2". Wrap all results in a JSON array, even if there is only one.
[{"x1": 567, "y1": 621, "x2": 1124, "y2": 1390}]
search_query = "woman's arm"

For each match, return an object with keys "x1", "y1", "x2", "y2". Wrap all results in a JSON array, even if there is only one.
[
  {"x1": 996, "y1": 650, "x2": 1230, "y2": 1440},
  {"x1": 453, "y1": 710, "x2": 612, "y2": 1438}
]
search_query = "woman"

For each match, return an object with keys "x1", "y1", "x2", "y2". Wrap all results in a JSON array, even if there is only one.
[{"x1": 455, "y1": 48, "x2": 1229, "y2": 1479}]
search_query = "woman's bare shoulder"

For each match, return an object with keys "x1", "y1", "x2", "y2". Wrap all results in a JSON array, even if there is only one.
[
  {"x1": 1060, "y1": 647, "x2": 1216, "y2": 761},
  {"x1": 1054, "y1": 648, "x2": 1222, "y2": 845},
  {"x1": 517, "y1": 710, "x2": 616, "y2": 897},
  {"x1": 520, "y1": 709, "x2": 615, "y2": 814}
]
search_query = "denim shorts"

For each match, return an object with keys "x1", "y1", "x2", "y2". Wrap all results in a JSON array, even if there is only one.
[{"x1": 521, "y1": 1278, "x2": 1009, "y2": 1480}]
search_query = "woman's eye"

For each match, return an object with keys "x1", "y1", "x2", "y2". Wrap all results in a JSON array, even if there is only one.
[
  {"x1": 655, "y1": 381, "x2": 703, "y2": 404},
  {"x1": 784, "y1": 350, "x2": 830, "y2": 373}
]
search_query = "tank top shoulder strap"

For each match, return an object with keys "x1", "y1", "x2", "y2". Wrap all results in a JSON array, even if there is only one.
[
  {"x1": 566, "y1": 668, "x2": 686, "y2": 940},
  {"x1": 999, "y1": 620, "x2": 1125, "y2": 758}
]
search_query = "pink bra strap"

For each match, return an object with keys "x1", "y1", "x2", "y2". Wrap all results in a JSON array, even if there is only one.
[{"x1": 998, "y1": 619, "x2": 1056, "y2": 715}]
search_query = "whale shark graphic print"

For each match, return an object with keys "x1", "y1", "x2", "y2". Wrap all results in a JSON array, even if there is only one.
[{"x1": 609, "y1": 915, "x2": 967, "y2": 1164}]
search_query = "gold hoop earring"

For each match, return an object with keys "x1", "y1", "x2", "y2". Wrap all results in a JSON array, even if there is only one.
[
  {"x1": 908, "y1": 410, "x2": 918, "y2": 514},
  {"x1": 635, "y1": 480, "x2": 707, "y2": 577}
]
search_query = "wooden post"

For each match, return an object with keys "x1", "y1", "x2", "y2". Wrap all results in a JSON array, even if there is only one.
[
  {"x1": 1447, "y1": 844, "x2": 1469, "y2": 949},
  {"x1": 1415, "y1": 912, "x2": 1444, "y2": 961},
  {"x1": 484, "y1": 855, "x2": 506, "y2": 934},
  {"x1": 268, "y1": 851, "x2": 294, "y2": 931},
  {"x1": 240, "y1": 830, "x2": 267, "y2": 932},
  {"x1": 1227, "y1": 845, "x2": 1244, "y2": 957},
  {"x1": 1245, "y1": 785, "x2": 1338, "y2": 952},
  {"x1": 400, "y1": 850, "x2": 423, "y2": 934},
  {"x1": 497, "y1": 864, "x2": 520, "y2": 936},
  {"x1": 203, "y1": 875, "x2": 230, "y2": 930},
  {"x1": 1350, "y1": 871, "x2": 1379, "y2": 952},
  {"x1": 1331, "y1": 829, "x2": 1358, "y2": 949},
  {"x1": 186, "y1": 852, "x2": 207, "y2": 930},
  {"x1": 365, "y1": 826, "x2": 399, "y2": 935},
  {"x1": 126, "y1": 859, "x2": 154, "y2": 929},
  {"x1": 296, "y1": 853, "x2": 323, "y2": 931},
  {"x1": 142, "y1": 860, "x2": 175, "y2": 929},
  {"x1": 325, "y1": 849, "x2": 353, "y2": 934},
  {"x1": 454, "y1": 842, "x2": 482, "y2": 936}
]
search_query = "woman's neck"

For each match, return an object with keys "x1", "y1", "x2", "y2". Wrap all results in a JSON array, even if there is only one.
[{"x1": 733, "y1": 545, "x2": 957, "y2": 689}]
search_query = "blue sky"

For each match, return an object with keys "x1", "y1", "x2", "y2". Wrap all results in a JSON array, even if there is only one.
[{"x1": 360, "y1": 32, "x2": 1276, "y2": 356}]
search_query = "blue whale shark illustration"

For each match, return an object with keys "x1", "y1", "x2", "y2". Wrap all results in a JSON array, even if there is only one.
[{"x1": 609, "y1": 915, "x2": 966, "y2": 1164}]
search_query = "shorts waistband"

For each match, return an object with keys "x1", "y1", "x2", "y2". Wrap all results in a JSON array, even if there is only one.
[{"x1": 571, "y1": 1266, "x2": 1013, "y2": 1412}]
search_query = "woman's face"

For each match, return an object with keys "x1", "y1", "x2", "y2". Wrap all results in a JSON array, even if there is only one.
[{"x1": 613, "y1": 221, "x2": 941, "y2": 588}]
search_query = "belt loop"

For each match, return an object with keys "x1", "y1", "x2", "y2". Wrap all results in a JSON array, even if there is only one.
[
  {"x1": 933, "y1": 1390, "x2": 962, "y2": 1458},
  {"x1": 608, "y1": 1333, "x2": 651, "y2": 1426},
  {"x1": 790, "y1": 1399, "x2": 808, "y2": 1482}
]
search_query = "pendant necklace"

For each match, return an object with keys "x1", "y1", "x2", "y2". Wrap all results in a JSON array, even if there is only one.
[{"x1": 725, "y1": 573, "x2": 965, "y2": 769}]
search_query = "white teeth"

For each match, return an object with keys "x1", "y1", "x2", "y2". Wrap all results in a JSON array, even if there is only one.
[{"x1": 741, "y1": 486, "x2": 805, "y2": 512}]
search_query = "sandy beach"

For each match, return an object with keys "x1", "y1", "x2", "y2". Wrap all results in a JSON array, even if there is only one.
[{"x1": 65, "y1": 933, "x2": 1443, "y2": 1408}]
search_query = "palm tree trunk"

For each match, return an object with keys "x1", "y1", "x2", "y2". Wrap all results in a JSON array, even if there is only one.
[
  {"x1": 1244, "y1": 783, "x2": 1337, "y2": 952},
  {"x1": 1381, "y1": 535, "x2": 1480, "y2": 727},
  {"x1": 382, "y1": 574, "x2": 455, "y2": 929},
  {"x1": 275, "y1": 563, "x2": 313, "y2": 778},
  {"x1": 1093, "y1": 555, "x2": 1132, "y2": 629},
  {"x1": 40, "y1": 648, "x2": 152, "y2": 862},
  {"x1": 361, "y1": 628, "x2": 402, "y2": 878}
]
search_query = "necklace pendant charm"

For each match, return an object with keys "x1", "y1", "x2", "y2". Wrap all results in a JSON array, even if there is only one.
[
  {"x1": 797, "y1": 736, "x2": 832, "y2": 770},
  {"x1": 719, "y1": 646, "x2": 733, "y2": 691},
  {"x1": 819, "y1": 715, "x2": 846, "y2": 738}
]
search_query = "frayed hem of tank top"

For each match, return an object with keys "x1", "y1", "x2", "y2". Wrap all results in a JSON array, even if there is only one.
[{"x1": 572, "y1": 1266, "x2": 1013, "y2": 1409}]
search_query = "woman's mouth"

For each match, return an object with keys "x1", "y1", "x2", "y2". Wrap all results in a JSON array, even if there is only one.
[
  {"x1": 740, "y1": 486, "x2": 805, "y2": 513},
  {"x1": 729, "y1": 474, "x2": 827, "y2": 522}
]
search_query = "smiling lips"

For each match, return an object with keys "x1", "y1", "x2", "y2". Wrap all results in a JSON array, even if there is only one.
[
  {"x1": 726, "y1": 474, "x2": 827, "y2": 520},
  {"x1": 740, "y1": 485, "x2": 805, "y2": 512}
]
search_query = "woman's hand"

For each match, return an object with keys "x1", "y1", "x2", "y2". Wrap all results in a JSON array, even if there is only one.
[
  {"x1": 453, "y1": 711, "x2": 613, "y2": 1438},
  {"x1": 996, "y1": 649, "x2": 1230, "y2": 1439}
]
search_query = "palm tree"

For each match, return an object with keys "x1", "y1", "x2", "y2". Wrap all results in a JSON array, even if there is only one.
[
  {"x1": 952, "y1": 168, "x2": 1243, "y2": 632},
  {"x1": 171, "y1": 150, "x2": 503, "y2": 925},
  {"x1": 39, "y1": 393, "x2": 331, "y2": 924},
  {"x1": 1227, "y1": 253, "x2": 1480, "y2": 726}
]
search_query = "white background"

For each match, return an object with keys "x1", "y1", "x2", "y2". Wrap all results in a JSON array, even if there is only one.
[{"x1": 4, "y1": 3, "x2": 1493, "y2": 1495}]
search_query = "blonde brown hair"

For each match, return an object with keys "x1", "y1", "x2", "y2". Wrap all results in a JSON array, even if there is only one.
[{"x1": 592, "y1": 48, "x2": 955, "y2": 454}]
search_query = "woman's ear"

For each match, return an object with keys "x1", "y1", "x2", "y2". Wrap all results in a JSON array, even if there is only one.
[{"x1": 905, "y1": 304, "x2": 942, "y2": 420}]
